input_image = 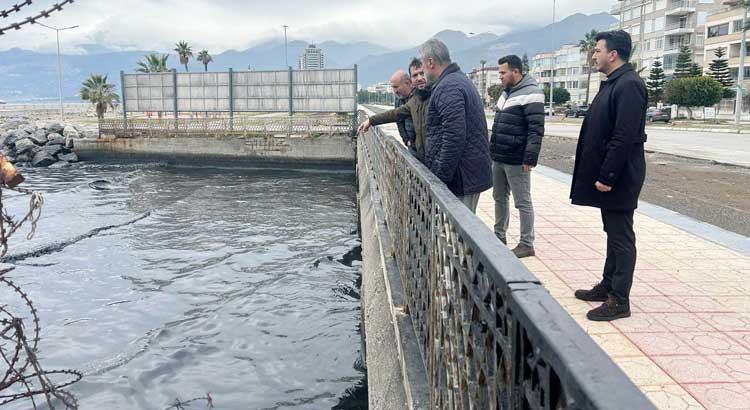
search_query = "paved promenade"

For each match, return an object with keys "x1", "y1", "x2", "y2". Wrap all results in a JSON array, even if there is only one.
[{"x1": 475, "y1": 168, "x2": 750, "y2": 410}]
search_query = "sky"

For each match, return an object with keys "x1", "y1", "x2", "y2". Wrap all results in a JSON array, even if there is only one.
[{"x1": 1, "y1": 0, "x2": 613, "y2": 54}]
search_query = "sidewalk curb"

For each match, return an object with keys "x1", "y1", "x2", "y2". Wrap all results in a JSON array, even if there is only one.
[{"x1": 536, "y1": 165, "x2": 750, "y2": 257}]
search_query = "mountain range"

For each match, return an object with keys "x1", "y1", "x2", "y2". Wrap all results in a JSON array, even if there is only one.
[{"x1": 0, "y1": 12, "x2": 616, "y2": 102}]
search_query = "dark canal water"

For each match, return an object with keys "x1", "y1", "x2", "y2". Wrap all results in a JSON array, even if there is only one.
[{"x1": 1, "y1": 162, "x2": 365, "y2": 409}]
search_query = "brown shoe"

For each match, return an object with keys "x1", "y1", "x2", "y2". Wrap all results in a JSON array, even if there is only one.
[
  {"x1": 574, "y1": 282, "x2": 609, "y2": 302},
  {"x1": 511, "y1": 244, "x2": 535, "y2": 258},
  {"x1": 587, "y1": 295, "x2": 631, "y2": 322}
]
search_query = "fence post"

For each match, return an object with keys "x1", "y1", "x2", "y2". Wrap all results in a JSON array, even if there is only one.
[
  {"x1": 352, "y1": 64, "x2": 358, "y2": 136},
  {"x1": 172, "y1": 69, "x2": 178, "y2": 132},
  {"x1": 288, "y1": 66, "x2": 293, "y2": 135},
  {"x1": 229, "y1": 68, "x2": 234, "y2": 132},
  {"x1": 120, "y1": 70, "x2": 128, "y2": 133}
]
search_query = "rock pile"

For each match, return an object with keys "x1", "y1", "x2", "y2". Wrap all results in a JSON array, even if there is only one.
[{"x1": 0, "y1": 118, "x2": 95, "y2": 168}]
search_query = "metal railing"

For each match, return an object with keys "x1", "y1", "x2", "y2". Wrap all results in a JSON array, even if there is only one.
[
  {"x1": 666, "y1": 21, "x2": 697, "y2": 31},
  {"x1": 668, "y1": 0, "x2": 696, "y2": 10},
  {"x1": 357, "y1": 108, "x2": 655, "y2": 409},
  {"x1": 99, "y1": 116, "x2": 354, "y2": 138}
]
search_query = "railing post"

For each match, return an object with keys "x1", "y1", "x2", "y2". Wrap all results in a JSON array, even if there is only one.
[
  {"x1": 288, "y1": 66, "x2": 293, "y2": 135},
  {"x1": 228, "y1": 68, "x2": 234, "y2": 132},
  {"x1": 172, "y1": 69, "x2": 178, "y2": 132},
  {"x1": 352, "y1": 64, "x2": 358, "y2": 136},
  {"x1": 120, "y1": 70, "x2": 127, "y2": 133}
]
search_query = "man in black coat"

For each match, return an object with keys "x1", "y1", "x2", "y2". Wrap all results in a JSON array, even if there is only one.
[
  {"x1": 571, "y1": 30, "x2": 647, "y2": 322},
  {"x1": 419, "y1": 38, "x2": 492, "y2": 213}
]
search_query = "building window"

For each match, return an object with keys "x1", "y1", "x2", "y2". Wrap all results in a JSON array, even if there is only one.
[
  {"x1": 654, "y1": 16, "x2": 665, "y2": 31},
  {"x1": 708, "y1": 23, "x2": 729, "y2": 38},
  {"x1": 664, "y1": 54, "x2": 676, "y2": 70},
  {"x1": 697, "y1": 12, "x2": 707, "y2": 27},
  {"x1": 655, "y1": 0, "x2": 666, "y2": 10},
  {"x1": 645, "y1": 20, "x2": 653, "y2": 33},
  {"x1": 656, "y1": 38, "x2": 664, "y2": 50},
  {"x1": 734, "y1": 20, "x2": 744, "y2": 33}
]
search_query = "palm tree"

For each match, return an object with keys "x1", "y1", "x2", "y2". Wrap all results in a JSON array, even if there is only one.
[
  {"x1": 80, "y1": 74, "x2": 120, "y2": 122},
  {"x1": 174, "y1": 41, "x2": 193, "y2": 72},
  {"x1": 578, "y1": 29, "x2": 598, "y2": 105},
  {"x1": 197, "y1": 50, "x2": 213, "y2": 72},
  {"x1": 135, "y1": 53, "x2": 169, "y2": 73}
]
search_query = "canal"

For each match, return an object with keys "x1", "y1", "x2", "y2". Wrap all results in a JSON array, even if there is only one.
[{"x1": 1, "y1": 162, "x2": 365, "y2": 409}]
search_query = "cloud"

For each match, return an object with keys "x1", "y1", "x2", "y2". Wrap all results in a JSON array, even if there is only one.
[{"x1": 0, "y1": 0, "x2": 614, "y2": 53}]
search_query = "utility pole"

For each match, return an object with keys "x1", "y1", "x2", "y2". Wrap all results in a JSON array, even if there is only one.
[
  {"x1": 283, "y1": 25, "x2": 289, "y2": 68},
  {"x1": 35, "y1": 22, "x2": 78, "y2": 123},
  {"x1": 733, "y1": 1, "x2": 747, "y2": 128},
  {"x1": 549, "y1": 0, "x2": 556, "y2": 114}
]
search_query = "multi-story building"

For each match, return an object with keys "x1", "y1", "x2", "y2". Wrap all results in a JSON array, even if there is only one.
[
  {"x1": 704, "y1": 4, "x2": 749, "y2": 90},
  {"x1": 467, "y1": 66, "x2": 502, "y2": 104},
  {"x1": 531, "y1": 45, "x2": 602, "y2": 106},
  {"x1": 610, "y1": 0, "x2": 725, "y2": 75},
  {"x1": 298, "y1": 44, "x2": 325, "y2": 70},
  {"x1": 365, "y1": 82, "x2": 393, "y2": 94}
]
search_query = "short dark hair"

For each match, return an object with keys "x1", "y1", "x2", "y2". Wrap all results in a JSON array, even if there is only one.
[
  {"x1": 595, "y1": 30, "x2": 632, "y2": 62},
  {"x1": 497, "y1": 55, "x2": 524, "y2": 74},
  {"x1": 408, "y1": 57, "x2": 422, "y2": 74}
]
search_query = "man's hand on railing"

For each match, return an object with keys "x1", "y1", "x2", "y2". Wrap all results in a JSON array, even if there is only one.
[{"x1": 357, "y1": 119, "x2": 372, "y2": 135}]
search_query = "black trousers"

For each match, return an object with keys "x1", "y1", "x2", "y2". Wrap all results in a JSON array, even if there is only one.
[{"x1": 600, "y1": 209, "x2": 636, "y2": 303}]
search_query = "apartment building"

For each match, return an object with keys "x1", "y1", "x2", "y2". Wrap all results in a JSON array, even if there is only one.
[
  {"x1": 704, "y1": 4, "x2": 749, "y2": 90},
  {"x1": 467, "y1": 66, "x2": 502, "y2": 103},
  {"x1": 531, "y1": 45, "x2": 602, "y2": 106},
  {"x1": 299, "y1": 44, "x2": 325, "y2": 70},
  {"x1": 610, "y1": 0, "x2": 725, "y2": 74}
]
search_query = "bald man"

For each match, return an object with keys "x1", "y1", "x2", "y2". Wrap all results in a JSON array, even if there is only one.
[{"x1": 390, "y1": 70, "x2": 416, "y2": 149}]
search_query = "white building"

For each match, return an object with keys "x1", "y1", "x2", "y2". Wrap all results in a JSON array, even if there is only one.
[
  {"x1": 531, "y1": 44, "x2": 603, "y2": 106},
  {"x1": 703, "y1": 4, "x2": 750, "y2": 89},
  {"x1": 365, "y1": 82, "x2": 393, "y2": 94},
  {"x1": 467, "y1": 66, "x2": 502, "y2": 103},
  {"x1": 299, "y1": 44, "x2": 325, "y2": 70}
]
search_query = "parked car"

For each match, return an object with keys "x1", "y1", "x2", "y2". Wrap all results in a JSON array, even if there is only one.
[
  {"x1": 544, "y1": 106, "x2": 554, "y2": 116},
  {"x1": 646, "y1": 107, "x2": 671, "y2": 123},
  {"x1": 564, "y1": 105, "x2": 588, "y2": 118}
]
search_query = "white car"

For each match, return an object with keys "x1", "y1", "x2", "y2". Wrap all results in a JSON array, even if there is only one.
[{"x1": 544, "y1": 107, "x2": 554, "y2": 116}]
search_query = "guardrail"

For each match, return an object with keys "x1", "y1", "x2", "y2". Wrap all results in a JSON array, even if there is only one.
[
  {"x1": 357, "y1": 107, "x2": 655, "y2": 409},
  {"x1": 98, "y1": 116, "x2": 354, "y2": 138}
]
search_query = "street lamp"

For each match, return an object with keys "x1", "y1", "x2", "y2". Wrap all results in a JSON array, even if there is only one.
[
  {"x1": 283, "y1": 25, "x2": 289, "y2": 68},
  {"x1": 34, "y1": 22, "x2": 78, "y2": 123},
  {"x1": 723, "y1": 1, "x2": 747, "y2": 128}
]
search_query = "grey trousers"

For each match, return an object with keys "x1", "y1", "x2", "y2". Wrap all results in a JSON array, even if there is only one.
[
  {"x1": 458, "y1": 193, "x2": 480, "y2": 214},
  {"x1": 492, "y1": 162, "x2": 535, "y2": 246}
]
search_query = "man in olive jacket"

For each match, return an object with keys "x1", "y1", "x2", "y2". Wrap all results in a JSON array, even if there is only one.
[
  {"x1": 571, "y1": 30, "x2": 647, "y2": 322},
  {"x1": 358, "y1": 58, "x2": 431, "y2": 161}
]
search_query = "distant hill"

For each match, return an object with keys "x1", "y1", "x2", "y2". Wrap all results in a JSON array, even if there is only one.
[{"x1": 0, "y1": 12, "x2": 616, "y2": 102}]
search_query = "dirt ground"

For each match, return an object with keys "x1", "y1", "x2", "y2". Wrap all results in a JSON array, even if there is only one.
[{"x1": 540, "y1": 136, "x2": 750, "y2": 237}]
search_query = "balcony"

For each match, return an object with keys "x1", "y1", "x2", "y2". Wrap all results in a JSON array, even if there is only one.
[
  {"x1": 664, "y1": 21, "x2": 697, "y2": 35},
  {"x1": 666, "y1": 0, "x2": 696, "y2": 16}
]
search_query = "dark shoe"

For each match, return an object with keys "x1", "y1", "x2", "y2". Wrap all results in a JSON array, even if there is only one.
[
  {"x1": 587, "y1": 295, "x2": 631, "y2": 322},
  {"x1": 511, "y1": 244, "x2": 535, "y2": 258},
  {"x1": 495, "y1": 233, "x2": 507, "y2": 245},
  {"x1": 574, "y1": 282, "x2": 609, "y2": 302}
]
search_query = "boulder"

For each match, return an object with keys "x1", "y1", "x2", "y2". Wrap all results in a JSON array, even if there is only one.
[
  {"x1": 44, "y1": 144, "x2": 63, "y2": 156},
  {"x1": 49, "y1": 161, "x2": 72, "y2": 169},
  {"x1": 44, "y1": 122, "x2": 64, "y2": 134},
  {"x1": 31, "y1": 151, "x2": 56, "y2": 167},
  {"x1": 47, "y1": 133, "x2": 65, "y2": 145},
  {"x1": 57, "y1": 152, "x2": 79, "y2": 163},
  {"x1": 21, "y1": 125, "x2": 36, "y2": 135},
  {"x1": 14, "y1": 138, "x2": 36, "y2": 153},
  {"x1": 63, "y1": 125, "x2": 79, "y2": 139},
  {"x1": 16, "y1": 152, "x2": 32, "y2": 163},
  {"x1": 29, "y1": 129, "x2": 49, "y2": 145},
  {"x1": 11, "y1": 129, "x2": 30, "y2": 140},
  {"x1": 64, "y1": 137, "x2": 75, "y2": 149},
  {"x1": 81, "y1": 129, "x2": 98, "y2": 139}
]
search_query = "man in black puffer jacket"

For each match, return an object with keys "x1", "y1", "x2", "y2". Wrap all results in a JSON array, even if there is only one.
[
  {"x1": 419, "y1": 38, "x2": 492, "y2": 213},
  {"x1": 490, "y1": 55, "x2": 545, "y2": 258}
]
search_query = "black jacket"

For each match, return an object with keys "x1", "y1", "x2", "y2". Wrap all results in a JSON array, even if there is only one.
[
  {"x1": 490, "y1": 75, "x2": 545, "y2": 166},
  {"x1": 424, "y1": 63, "x2": 492, "y2": 197},
  {"x1": 395, "y1": 90, "x2": 416, "y2": 146},
  {"x1": 570, "y1": 65, "x2": 647, "y2": 210}
]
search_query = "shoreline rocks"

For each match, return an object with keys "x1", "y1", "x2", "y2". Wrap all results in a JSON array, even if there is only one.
[{"x1": 0, "y1": 118, "x2": 91, "y2": 168}]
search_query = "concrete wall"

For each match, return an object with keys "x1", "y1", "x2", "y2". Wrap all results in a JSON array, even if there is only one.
[{"x1": 74, "y1": 134, "x2": 355, "y2": 165}]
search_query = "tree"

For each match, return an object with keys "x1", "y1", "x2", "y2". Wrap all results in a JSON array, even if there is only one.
[
  {"x1": 578, "y1": 29, "x2": 598, "y2": 104},
  {"x1": 480, "y1": 59, "x2": 487, "y2": 105},
  {"x1": 646, "y1": 58, "x2": 666, "y2": 104},
  {"x1": 665, "y1": 76, "x2": 723, "y2": 119},
  {"x1": 135, "y1": 53, "x2": 169, "y2": 73},
  {"x1": 488, "y1": 84, "x2": 503, "y2": 104},
  {"x1": 197, "y1": 50, "x2": 213, "y2": 72},
  {"x1": 522, "y1": 53, "x2": 530, "y2": 73},
  {"x1": 80, "y1": 74, "x2": 120, "y2": 122},
  {"x1": 708, "y1": 47, "x2": 735, "y2": 98},
  {"x1": 543, "y1": 86, "x2": 571, "y2": 105},
  {"x1": 674, "y1": 46, "x2": 694, "y2": 78},
  {"x1": 690, "y1": 63, "x2": 703, "y2": 77},
  {"x1": 174, "y1": 41, "x2": 193, "y2": 72}
]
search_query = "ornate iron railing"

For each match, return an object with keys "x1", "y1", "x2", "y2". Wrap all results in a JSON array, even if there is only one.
[
  {"x1": 98, "y1": 116, "x2": 354, "y2": 138},
  {"x1": 357, "y1": 108, "x2": 655, "y2": 410}
]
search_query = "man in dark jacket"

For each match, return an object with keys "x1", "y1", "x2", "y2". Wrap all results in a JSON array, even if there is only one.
[
  {"x1": 419, "y1": 38, "x2": 492, "y2": 213},
  {"x1": 358, "y1": 58, "x2": 431, "y2": 161},
  {"x1": 490, "y1": 55, "x2": 545, "y2": 258},
  {"x1": 571, "y1": 30, "x2": 647, "y2": 322},
  {"x1": 390, "y1": 70, "x2": 417, "y2": 150}
]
